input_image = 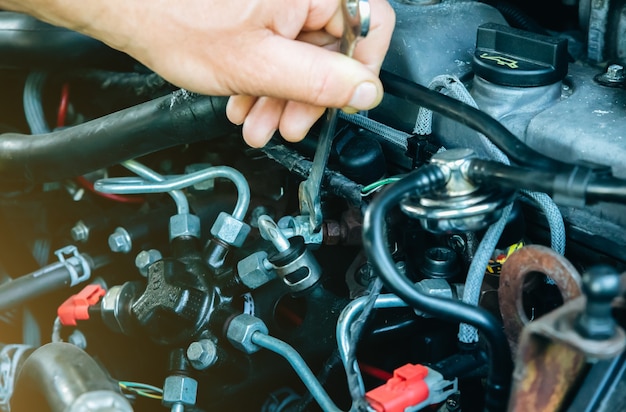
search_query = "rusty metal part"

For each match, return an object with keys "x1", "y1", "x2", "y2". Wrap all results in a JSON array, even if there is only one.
[
  {"x1": 508, "y1": 295, "x2": 626, "y2": 412},
  {"x1": 508, "y1": 334, "x2": 585, "y2": 412},
  {"x1": 322, "y1": 207, "x2": 363, "y2": 246},
  {"x1": 498, "y1": 245, "x2": 582, "y2": 353}
]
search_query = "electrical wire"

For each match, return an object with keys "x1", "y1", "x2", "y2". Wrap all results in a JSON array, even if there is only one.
[
  {"x1": 360, "y1": 177, "x2": 401, "y2": 197},
  {"x1": 361, "y1": 164, "x2": 512, "y2": 411},
  {"x1": 118, "y1": 381, "x2": 163, "y2": 400},
  {"x1": 57, "y1": 83, "x2": 70, "y2": 129}
]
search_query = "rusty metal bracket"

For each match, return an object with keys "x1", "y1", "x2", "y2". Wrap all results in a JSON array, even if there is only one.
[
  {"x1": 499, "y1": 245, "x2": 582, "y2": 353},
  {"x1": 508, "y1": 295, "x2": 626, "y2": 412}
]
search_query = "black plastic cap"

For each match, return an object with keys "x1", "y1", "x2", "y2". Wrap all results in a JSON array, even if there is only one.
[{"x1": 472, "y1": 23, "x2": 568, "y2": 87}]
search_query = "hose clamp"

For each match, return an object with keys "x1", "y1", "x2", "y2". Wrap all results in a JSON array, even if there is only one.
[{"x1": 54, "y1": 245, "x2": 91, "y2": 287}]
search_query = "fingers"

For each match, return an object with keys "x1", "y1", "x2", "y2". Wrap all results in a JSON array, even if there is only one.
[
  {"x1": 241, "y1": 97, "x2": 286, "y2": 147},
  {"x1": 250, "y1": 35, "x2": 383, "y2": 110},
  {"x1": 279, "y1": 101, "x2": 325, "y2": 142},
  {"x1": 352, "y1": 0, "x2": 395, "y2": 74},
  {"x1": 226, "y1": 95, "x2": 257, "y2": 125}
]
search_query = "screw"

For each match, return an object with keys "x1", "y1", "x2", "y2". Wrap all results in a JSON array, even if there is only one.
[
  {"x1": 135, "y1": 249, "x2": 163, "y2": 277},
  {"x1": 108, "y1": 227, "x2": 132, "y2": 254},
  {"x1": 71, "y1": 221, "x2": 90, "y2": 243},
  {"x1": 576, "y1": 265, "x2": 621, "y2": 340},
  {"x1": 186, "y1": 339, "x2": 218, "y2": 370}
]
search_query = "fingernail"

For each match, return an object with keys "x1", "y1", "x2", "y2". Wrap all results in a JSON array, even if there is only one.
[{"x1": 348, "y1": 82, "x2": 379, "y2": 110}]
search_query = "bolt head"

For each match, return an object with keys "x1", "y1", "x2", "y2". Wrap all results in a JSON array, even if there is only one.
[
  {"x1": 135, "y1": 249, "x2": 162, "y2": 277},
  {"x1": 71, "y1": 221, "x2": 89, "y2": 242},
  {"x1": 186, "y1": 339, "x2": 218, "y2": 370},
  {"x1": 108, "y1": 229, "x2": 132, "y2": 253}
]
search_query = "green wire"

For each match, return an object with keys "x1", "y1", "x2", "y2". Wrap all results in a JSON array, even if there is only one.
[{"x1": 361, "y1": 177, "x2": 401, "y2": 196}]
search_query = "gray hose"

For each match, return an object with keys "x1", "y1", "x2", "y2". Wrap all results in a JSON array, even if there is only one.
[
  {"x1": 23, "y1": 71, "x2": 51, "y2": 134},
  {"x1": 251, "y1": 333, "x2": 341, "y2": 412},
  {"x1": 339, "y1": 112, "x2": 410, "y2": 150},
  {"x1": 458, "y1": 203, "x2": 513, "y2": 343},
  {"x1": 96, "y1": 165, "x2": 251, "y2": 220}
]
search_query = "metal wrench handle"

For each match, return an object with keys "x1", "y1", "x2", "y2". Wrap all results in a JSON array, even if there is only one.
[{"x1": 299, "y1": 0, "x2": 370, "y2": 232}]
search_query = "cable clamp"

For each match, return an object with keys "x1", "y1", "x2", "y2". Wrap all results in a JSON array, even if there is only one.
[
  {"x1": 0, "y1": 344, "x2": 31, "y2": 411},
  {"x1": 365, "y1": 364, "x2": 458, "y2": 412},
  {"x1": 54, "y1": 245, "x2": 91, "y2": 287}
]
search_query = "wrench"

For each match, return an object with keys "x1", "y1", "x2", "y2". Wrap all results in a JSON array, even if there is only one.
[{"x1": 299, "y1": 0, "x2": 370, "y2": 233}]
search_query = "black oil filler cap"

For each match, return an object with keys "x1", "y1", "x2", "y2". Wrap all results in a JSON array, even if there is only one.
[{"x1": 472, "y1": 23, "x2": 568, "y2": 87}]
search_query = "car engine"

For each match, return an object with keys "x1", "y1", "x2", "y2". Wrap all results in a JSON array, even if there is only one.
[{"x1": 1, "y1": 0, "x2": 626, "y2": 411}]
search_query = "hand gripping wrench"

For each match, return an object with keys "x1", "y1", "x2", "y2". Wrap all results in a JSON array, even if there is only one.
[{"x1": 298, "y1": 0, "x2": 370, "y2": 233}]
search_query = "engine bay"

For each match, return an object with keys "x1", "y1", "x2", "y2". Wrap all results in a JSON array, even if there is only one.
[{"x1": 1, "y1": 0, "x2": 626, "y2": 411}]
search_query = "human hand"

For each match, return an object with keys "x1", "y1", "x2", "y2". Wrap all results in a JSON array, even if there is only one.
[{"x1": 3, "y1": 0, "x2": 394, "y2": 147}]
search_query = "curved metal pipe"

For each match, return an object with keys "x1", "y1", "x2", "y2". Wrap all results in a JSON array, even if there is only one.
[
  {"x1": 0, "y1": 91, "x2": 235, "y2": 188},
  {"x1": 11, "y1": 343, "x2": 132, "y2": 411},
  {"x1": 96, "y1": 165, "x2": 251, "y2": 220}
]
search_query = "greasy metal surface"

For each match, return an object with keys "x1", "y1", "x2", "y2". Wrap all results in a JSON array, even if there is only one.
[
  {"x1": 499, "y1": 245, "x2": 582, "y2": 353},
  {"x1": 508, "y1": 295, "x2": 626, "y2": 412},
  {"x1": 508, "y1": 333, "x2": 586, "y2": 412}
]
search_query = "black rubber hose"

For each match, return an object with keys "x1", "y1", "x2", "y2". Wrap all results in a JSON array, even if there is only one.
[
  {"x1": 479, "y1": 1, "x2": 550, "y2": 35},
  {"x1": 468, "y1": 159, "x2": 626, "y2": 205},
  {"x1": 380, "y1": 70, "x2": 571, "y2": 172},
  {"x1": 362, "y1": 164, "x2": 512, "y2": 411},
  {"x1": 0, "y1": 12, "x2": 132, "y2": 70},
  {"x1": 0, "y1": 253, "x2": 93, "y2": 312},
  {"x1": 11, "y1": 343, "x2": 131, "y2": 412},
  {"x1": 0, "y1": 92, "x2": 235, "y2": 187}
]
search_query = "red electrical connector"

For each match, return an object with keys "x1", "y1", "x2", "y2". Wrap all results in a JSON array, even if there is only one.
[
  {"x1": 365, "y1": 363, "x2": 458, "y2": 412},
  {"x1": 57, "y1": 284, "x2": 106, "y2": 326}
]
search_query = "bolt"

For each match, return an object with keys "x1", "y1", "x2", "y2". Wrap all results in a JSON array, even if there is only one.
[
  {"x1": 356, "y1": 263, "x2": 375, "y2": 286},
  {"x1": 135, "y1": 249, "x2": 163, "y2": 277},
  {"x1": 71, "y1": 221, "x2": 90, "y2": 243},
  {"x1": 258, "y1": 215, "x2": 291, "y2": 253},
  {"x1": 108, "y1": 227, "x2": 132, "y2": 253},
  {"x1": 186, "y1": 339, "x2": 218, "y2": 370},
  {"x1": 606, "y1": 64, "x2": 625, "y2": 82},
  {"x1": 576, "y1": 265, "x2": 621, "y2": 340}
]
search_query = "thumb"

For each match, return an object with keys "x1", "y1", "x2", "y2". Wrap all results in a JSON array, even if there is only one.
[{"x1": 242, "y1": 35, "x2": 384, "y2": 110}]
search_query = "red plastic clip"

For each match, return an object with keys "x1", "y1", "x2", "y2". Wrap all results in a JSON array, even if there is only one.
[
  {"x1": 365, "y1": 364, "x2": 430, "y2": 412},
  {"x1": 57, "y1": 284, "x2": 106, "y2": 326}
]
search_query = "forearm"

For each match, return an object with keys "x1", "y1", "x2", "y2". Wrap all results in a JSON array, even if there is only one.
[{"x1": 0, "y1": 0, "x2": 136, "y2": 51}]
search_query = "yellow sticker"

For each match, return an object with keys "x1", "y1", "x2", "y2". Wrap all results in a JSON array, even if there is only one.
[{"x1": 480, "y1": 53, "x2": 519, "y2": 69}]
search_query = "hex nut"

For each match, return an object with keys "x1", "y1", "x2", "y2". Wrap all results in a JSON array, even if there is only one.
[
  {"x1": 185, "y1": 163, "x2": 215, "y2": 191},
  {"x1": 237, "y1": 251, "x2": 275, "y2": 290},
  {"x1": 226, "y1": 314, "x2": 268, "y2": 354},
  {"x1": 210, "y1": 212, "x2": 251, "y2": 248},
  {"x1": 170, "y1": 213, "x2": 201, "y2": 240},
  {"x1": 135, "y1": 249, "x2": 162, "y2": 277},
  {"x1": 187, "y1": 339, "x2": 218, "y2": 370},
  {"x1": 108, "y1": 227, "x2": 132, "y2": 254},
  {"x1": 162, "y1": 375, "x2": 198, "y2": 406}
]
